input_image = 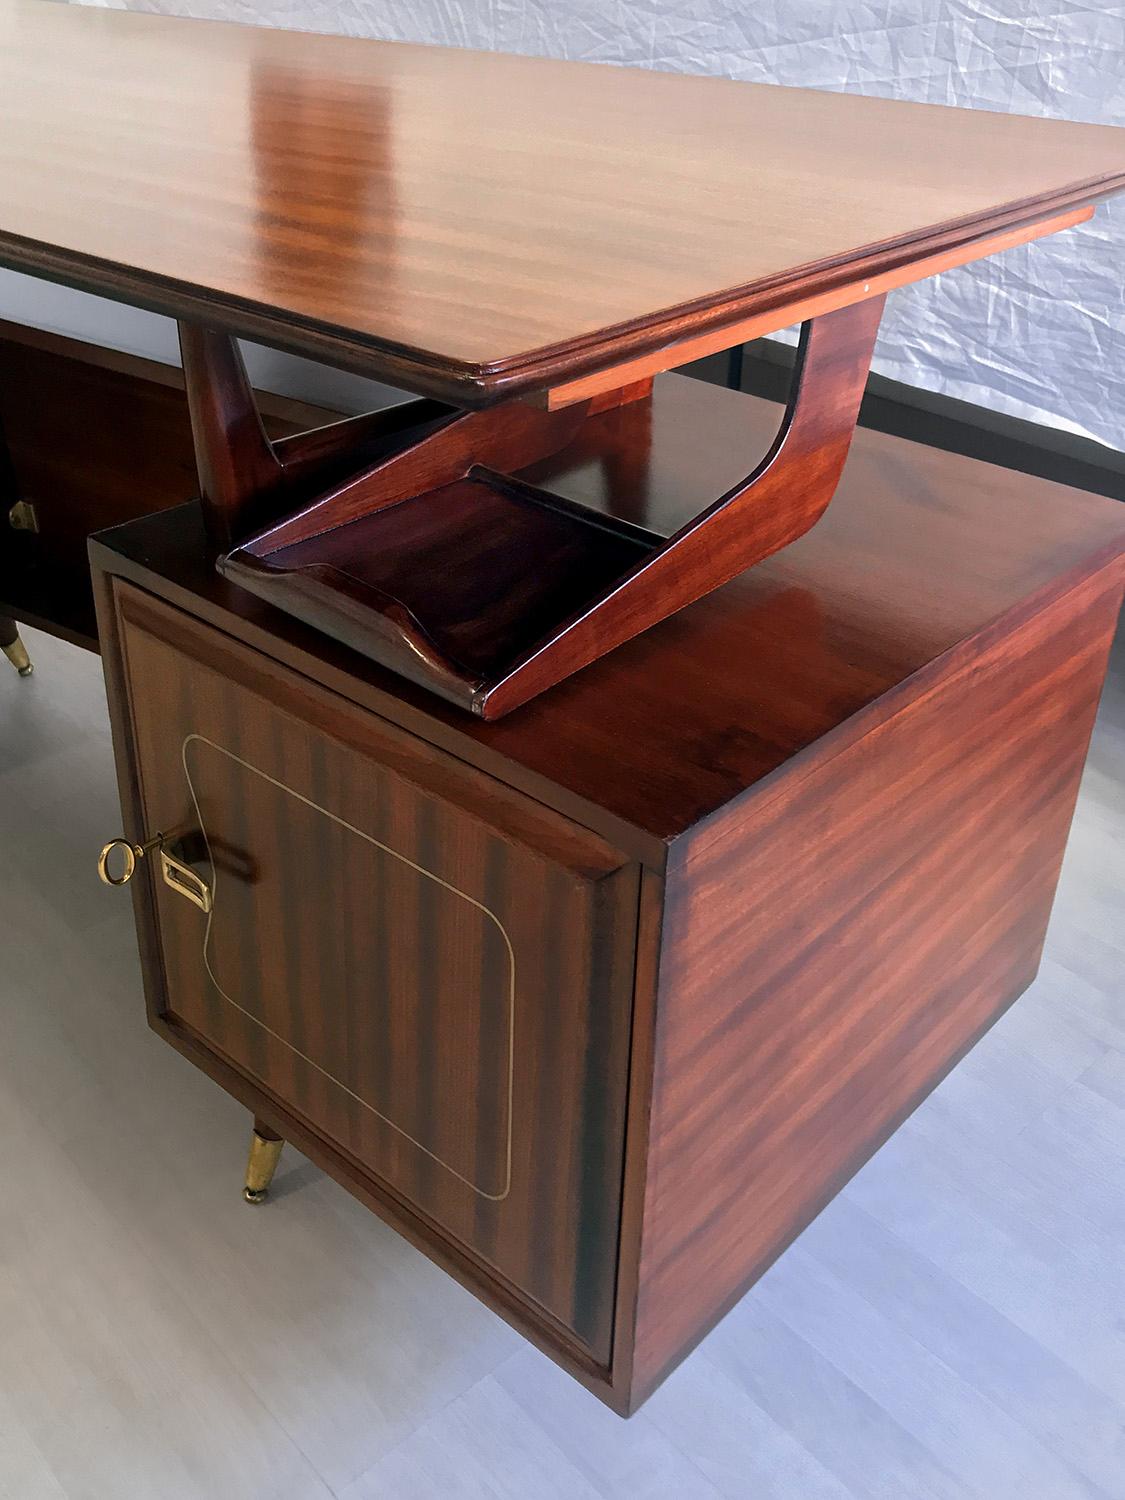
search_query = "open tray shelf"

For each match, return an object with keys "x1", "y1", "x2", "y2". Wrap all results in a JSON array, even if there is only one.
[
  {"x1": 229, "y1": 469, "x2": 654, "y2": 684},
  {"x1": 212, "y1": 299, "x2": 884, "y2": 719}
]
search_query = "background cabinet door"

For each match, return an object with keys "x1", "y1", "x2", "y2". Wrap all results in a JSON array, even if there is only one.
[{"x1": 111, "y1": 582, "x2": 639, "y2": 1363}]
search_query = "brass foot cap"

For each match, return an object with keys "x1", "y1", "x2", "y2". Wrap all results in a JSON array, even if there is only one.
[
  {"x1": 243, "y1": 1186, "x2": 268, "y2": 1204},
  {"x1": 3, "y1": 638, "x2": 32, "y2": 675}
]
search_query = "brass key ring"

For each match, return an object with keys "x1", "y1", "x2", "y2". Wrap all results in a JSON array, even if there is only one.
[{"x1": 97, "y1": 833, "x2": 163, "y2": 887}]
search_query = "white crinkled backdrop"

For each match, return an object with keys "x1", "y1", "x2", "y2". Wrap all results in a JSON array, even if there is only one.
[{"x1": 76, "y1": 0, "x2": 1125, "y2": 448}]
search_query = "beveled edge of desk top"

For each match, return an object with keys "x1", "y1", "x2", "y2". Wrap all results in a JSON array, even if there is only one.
[{"x1": 3, "y1": 180, "x2": 1120, "y2": 409}]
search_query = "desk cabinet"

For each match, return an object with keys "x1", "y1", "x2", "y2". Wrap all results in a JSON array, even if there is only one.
[{"x1": 91, "y1": 376, "x2": 1125, "y2": 1413}]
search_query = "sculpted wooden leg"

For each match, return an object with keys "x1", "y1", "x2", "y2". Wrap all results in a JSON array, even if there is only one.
[
  {"x1": 178, "y1": 324, "x2": 285, "y2": 552},
  {"x1": 178, "y1": 320, "x2": 453, "y2": 552},
  {"x1": 0, "y1": 615, "x2": 32, "y2": 676},
  {"x1": 243, "y1": 1116, "x2": 284, "y2": 1204}
]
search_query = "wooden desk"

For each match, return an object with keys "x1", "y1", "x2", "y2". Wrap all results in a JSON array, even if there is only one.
[{"x1": 2, "y1": 0, "x2": 1124, "y2": 1414}]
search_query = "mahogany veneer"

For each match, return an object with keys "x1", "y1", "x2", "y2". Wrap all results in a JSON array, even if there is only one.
[
  {"x1": 3, "y1": 0, "x2": 1125, "y2": 403},
  {"x1": 5, "y1": 0, "x2": 1123, "y2": 712},
  {"x1": 7, "y1": 0, "x2": 1123, "y2": 1423},
  {"x1": 91, "y1": 374, "x2": 1125, "y2": 1412},
  {"x1": 218, "y1": 301, "x2": 886, "y2": 716}
]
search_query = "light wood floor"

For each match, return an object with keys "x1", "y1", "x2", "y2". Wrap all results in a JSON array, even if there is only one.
[{"x1": 1, "y1": 622, "x2": 1122, "y2": 1500}]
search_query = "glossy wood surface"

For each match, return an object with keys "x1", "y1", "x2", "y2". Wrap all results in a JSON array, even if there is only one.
[
  {"x1": 90, "y1": 373, "x2": 1125, "y2": 1411},
  {"x1": 2, "y1": 2, "x2": 1124, "y2": 402},
  {"x1": 111, "y1": 582, "x2": 638, "y2": 1365},
  {"x1": 94, "y1": 374, "x2": 1125, "y2": 854},
  {"x1": 9, "y1": 615, "x2": 1125, "y2": 1491},
  {"x1": 220, "y1": 301, "x2": 882, "y2": 715},
  {"x1": 624, "y1": 566, "x2": 1123, "y2": 1406},
  {"x1": 484, "y1": 298, "x2": 884, "y2": 717}
]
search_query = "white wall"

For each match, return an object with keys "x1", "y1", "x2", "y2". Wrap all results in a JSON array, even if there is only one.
[{"x1": 23, "y1": 0, "x2": 1125, "y2": 446}]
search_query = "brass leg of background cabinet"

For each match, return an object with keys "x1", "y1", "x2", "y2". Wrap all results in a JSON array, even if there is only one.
[
  {"x1": 243, "y1": 1117, "x2": 284, "y2": 1204},
  {"x1": 0, "y1": 616, "x2": 33, "y2": 677}
]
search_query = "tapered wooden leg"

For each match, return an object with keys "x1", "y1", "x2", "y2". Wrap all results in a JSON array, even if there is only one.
[
  {"x1": 0, "y1": 615, "x2": 32, "y2": 676},
  {"x1": 178, "y1": 323, "x2": 285, "y2": 553},
  {"x1": 243, "y1": 1117, "x2": 284, "y2": 1204}
]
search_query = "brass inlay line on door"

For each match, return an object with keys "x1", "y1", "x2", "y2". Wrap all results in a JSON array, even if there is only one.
[{"x1": 181, "y1": 734, "x2": 515, "y2": 1202}]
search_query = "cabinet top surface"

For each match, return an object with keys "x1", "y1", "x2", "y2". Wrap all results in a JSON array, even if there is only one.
[
  {"x1": 95, "y1": 376, "x2": 1125, "y2": 848},
  {"x1": 3, "y1": 0, "x2": 1125, "y2": 402}
]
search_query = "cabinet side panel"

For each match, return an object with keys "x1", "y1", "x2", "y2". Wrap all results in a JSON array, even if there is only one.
[{"x1": 629, "y1": 568, "x2": 1123, "y2": 1405}]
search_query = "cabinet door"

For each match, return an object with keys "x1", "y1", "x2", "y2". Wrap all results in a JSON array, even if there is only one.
[{"x1": 110, "y1": 582, "x2": 638, "y2": 1363}]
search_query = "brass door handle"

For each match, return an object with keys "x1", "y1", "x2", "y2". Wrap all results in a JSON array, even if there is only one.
[
  {"x1": 159, "y1": 845, "x2": 213, "y2": 914},
  {"x1": 97, "y1": 833, "x2": 213, "y2": 914}
]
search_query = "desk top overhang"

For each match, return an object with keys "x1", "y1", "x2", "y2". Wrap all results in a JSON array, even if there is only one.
[{"x1": 2, "y1": 0, "x2": 1125, "y2": 406}]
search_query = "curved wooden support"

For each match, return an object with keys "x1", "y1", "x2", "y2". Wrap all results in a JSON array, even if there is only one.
[
  {"x1": 178, "y1": 324, "x2": 283, "y2": 548},
  {"x1": 271, "y1": 400, "x2": 454, "y2": 489},
  {"x1": 235, "y1": 395, "x2": 595, "y2": 553},
  {"x1": 178, "y1": 322, "x2": 453, "y2": 549},
  {"x1": 219, "y1": 296, "x2": 884, "y2": 718},
  {"x1": 485, "y1": 295, "x2": 884, "y2": 717}
]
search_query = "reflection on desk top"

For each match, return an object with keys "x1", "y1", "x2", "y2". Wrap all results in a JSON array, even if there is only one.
[
  {"x1": 92, "y1": 375, "x2": 1125, "y2": 856},
  {"x1": 3, "y1": 0, "x2": 1125, "y2": 405}
]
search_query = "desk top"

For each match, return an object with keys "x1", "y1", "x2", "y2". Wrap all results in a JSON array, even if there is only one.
[{"x1": 3, "y1": 0, "x2": 1125, "y2": 403}]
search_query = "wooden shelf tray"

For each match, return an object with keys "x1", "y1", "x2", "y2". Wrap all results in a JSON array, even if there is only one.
[
  {"x1": 217, "y1": 297, "x2": 885, "y2": 719},
  {"x1": 225, "y1": 469, "x2": 652, "y2": 688}
]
